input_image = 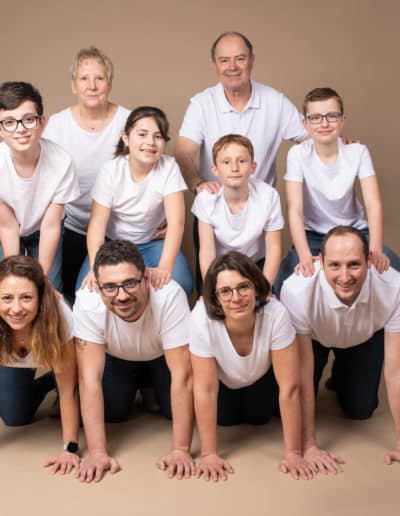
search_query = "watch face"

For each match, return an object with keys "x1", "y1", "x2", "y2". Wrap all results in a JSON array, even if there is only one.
[{"x1": 64, "y1": 441, "x2": 79, "y2": 453}]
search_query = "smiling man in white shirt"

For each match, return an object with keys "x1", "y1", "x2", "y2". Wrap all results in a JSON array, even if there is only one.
[
  {"x1": 73, "y1": 239, "x2": 194, "y2": 482},
  {"x1": 281, "y1": 225, "x2": 400, "y2": 473}
]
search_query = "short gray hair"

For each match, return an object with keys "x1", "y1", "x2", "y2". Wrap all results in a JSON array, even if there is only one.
[{"x1": 70, "y1": 46, "x2": 114, "y2": 81}]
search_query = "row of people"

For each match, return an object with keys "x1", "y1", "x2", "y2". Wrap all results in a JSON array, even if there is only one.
[
  {"x1": 1, "y1": 230, "x2": 400, "y2": 484},
  {"x1": 1, "y1": 34, "x2": 399, "y2": 305}
]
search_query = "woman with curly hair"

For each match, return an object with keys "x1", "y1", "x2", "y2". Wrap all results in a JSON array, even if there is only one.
[{"x1": 0, "y1": 255, "x2": 79, "y2": 474}]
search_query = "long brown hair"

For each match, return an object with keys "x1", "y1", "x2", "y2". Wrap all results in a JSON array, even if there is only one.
[{"x1": 0, "y1": 256, "x2": 68, "y2": 371}]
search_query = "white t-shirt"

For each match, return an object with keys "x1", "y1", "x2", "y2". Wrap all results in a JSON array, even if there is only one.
[
  {"x1": 284, "y1": 140, "x2": 375, "y2": 233},
  {"x1": 73, "y1": 280, "x2": 190, "y2": 361},
  {"x1": 4, "y1": 299, "x2": 73, "y2": 368},
  {"x1": 280, "y1": 263, "x2": 400, "y2": 349},
  {"x1": 0, "y1": 139, "x2": 79, "y2": 237},
  {"x1": 43, "y1": 106, "x2": 130, "y2": 235},
  {"x1": 179, "y1": 81, "x2": 306, "y2": 186},
  {"x1": 192, "y1": 179, "x2": 284, "y2": 261},
  {"x1": 92, "y1": 154, "x2": 187, "y2": 243},
  {"x1": 189, "y1": 298, "x2": 295, "y2": 389}
]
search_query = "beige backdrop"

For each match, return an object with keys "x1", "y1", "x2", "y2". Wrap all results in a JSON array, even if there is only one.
[{"x1": 2, "y1": 0, "x2": 400, "y2": 264}]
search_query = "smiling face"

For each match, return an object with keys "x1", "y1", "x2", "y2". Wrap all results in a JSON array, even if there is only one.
[
  {"x1": 72, "y1": 58, "x2": 112, "y2": 110},
  {"x1": 97, "y1": 261, "x2": 149, "y2": 322},
  {"x1": 303, "y1": 97, "x2": 346, "y2": 146},
  {"x1": 0, "y1": 275, "x2": 39, "y2": 333},
  {"x1": 0, "y1": 100, "x2": 44, "y2": 155},
  {"x1": 215, "y1": 269, "x2": 256, "y2": 323},
  {"x1": 213, "y1": 34, "x2": 254, "y2": 94},
  {"x1": 122, "y1": 116, "x2": 166, "y2": 171},
  {"x1": 320, "y1": 233, "x2": 370, "y2": 306},
  {"x1": 212, "y1": 142, "x2": 256, "y2": 190}
]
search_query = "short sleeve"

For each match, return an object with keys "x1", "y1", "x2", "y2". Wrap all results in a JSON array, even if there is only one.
[
  {"x1": 73, "y1": 289, "x2": 106, "y2": 345},
  {"x1": 191, "y1": 191, "x2": 213, "y2": 224},
  {"x1": 280, "y1": 281, "x2": 312, "y2": 334},
  {"x1": 91, "y1": 161, "x2": 115, "y2": 208},
  {"x1": 189, "y1": 301, "x2": 214, "y2": 358},
  {"x1": 52, "y1": 156, "x2": 80, "y2": 205},
  {"x1": 280, "y1": 95, "x2": 307, "y2": 143},
  {"x1": 178, "y1": 99, "x2": 205, "y2": 144},
  {"x1": 263, "y1": 187, "x2": 284, "y2": 232},
  {"x1": 358, "y1": 146, "x2": 376, "y2": 180},
  {"x1": 162, "y1": 158, "x2": 188, "y2": 196},
  {"x1": 268, "y1": 301, "x2": 296, "y2": 350},
  {"x1": 158, "y1": 283, "x2": 190, "y2": 350},
  {"x1": 284, "y1": 145, "x2": 304, "y2": 182}
]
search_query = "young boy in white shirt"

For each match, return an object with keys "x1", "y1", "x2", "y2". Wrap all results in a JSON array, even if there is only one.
[
  {"x1": 275, "y1": 87, "x2": 399, "y2": 296},
  {"x1": 192, "y1": 134, "x2": 283, "y2": 285},
  {"x1": 0, "y1": 82, "x2": 79, "y2": 291}
]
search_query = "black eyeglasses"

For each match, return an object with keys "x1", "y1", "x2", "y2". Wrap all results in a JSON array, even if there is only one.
[
  {"x1": 0, "y1": 115, "x2": 41, "y2": 132},
  {"x1": 305, "y1": 112, "x2": 342, "y2": 125},
  {"x1": 215, "y1": 281, "x2": 253, "y2": 301},
  {"x1": 99, "y1": 275, "x2": 144, "y2": 297}
]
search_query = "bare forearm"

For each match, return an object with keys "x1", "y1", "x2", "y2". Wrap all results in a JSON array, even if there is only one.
[
  {"x1": 289, "y1": 210, "x2": 312, "y2": 261},
  {"x1": 59, "y1": 389, "x2": 80, "y2": 444},
  {"x1": 175, "y1": 154, "x2": 201, "y2": 193},
  {"x1": 170, "y1": 379, "x2": 194, "y2": 451},
  {"x1": 0, "y1": 226, "x2": 20, "y2": 256},
  {"x1": 263, "y1": 238, "x2": 281, "y2": 286},
  {"x1": 79, "y1": 381, "x2": 108, "y2": 454},
  {"x1": 300, "y1": 375, "x2": 317, "y2": 450},
  {"x1": 279, "y1": 386, "x2": 303, "y2": 454},
  {"x1": 385, "y1": 373, "x2": 400, "y2": 447},
  {"x1": 194, "y1": 391, "x2": 219, "y2": 455},
  {"x1": 158, "y1": 224, "x2": 184, "y2": 272},
  {"x1": 38, "y1": 223, "x2": 61, "y2": 277},
  {"x1": 366, "y1": 204, "x2": 384, "y2": 252}
]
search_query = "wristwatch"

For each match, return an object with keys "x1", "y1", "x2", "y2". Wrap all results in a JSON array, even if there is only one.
[{"x1": 63, "y1": 441, "x2": 79, "y2": 454}]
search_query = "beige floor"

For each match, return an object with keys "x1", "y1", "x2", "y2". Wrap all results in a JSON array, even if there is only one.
[{"x1": 1, "y1": 372, "x2": 398, "y2": 516}]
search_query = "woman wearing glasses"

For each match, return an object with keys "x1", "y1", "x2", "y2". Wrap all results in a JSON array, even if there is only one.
[
  {"x1": 0, "y1": 255, "x2": 79, "y2": 474},
  {"x1": 190, "y1": 251, "x2": 313, "y2": 482},
  {"x1": 0, "y1": 82, "x2": 79, "y2": 292},
  {"x1": 43, "y1": 47, "x2": 130, "y2": 303}
]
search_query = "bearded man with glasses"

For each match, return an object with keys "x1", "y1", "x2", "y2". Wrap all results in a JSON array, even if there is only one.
[{"x1": 73, "y1": 239, "x2": 194, "y2": 483}]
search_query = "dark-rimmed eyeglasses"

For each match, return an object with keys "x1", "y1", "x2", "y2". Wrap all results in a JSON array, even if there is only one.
[
  {"x1": 99, "y1": 275, "x2": 144, "y2": 297},
  {"x1": 0, "y1": 115, "x2": 41, "y2": 133},
  {"x1": 215, "y1": 281, "x2": 253, "y2": 301},
  {"x1": 305, "y1": 112, "x2": 342, "y2": 125}
]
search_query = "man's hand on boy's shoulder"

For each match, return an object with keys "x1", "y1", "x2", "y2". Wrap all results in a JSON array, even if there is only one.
[{"x1": 341, "y1": 136, "x2": 360, "y2": 144}]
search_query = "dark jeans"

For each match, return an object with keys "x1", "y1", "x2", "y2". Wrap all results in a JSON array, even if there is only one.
[
  {"x1": 102, "y1": 353, "x2": 172, "y2": 422},
  {"x1": 217, "y1": 367, "x2": 279, "y2": 426},
  {"x1": 0, "y1": 367, "x2": 55, "y2": 426},
  {"x1": 61, "y1": 227, "x2": 87, "y2": 306},
  {"x1": 312, "y1": 329, "x2": 384, "y2": 419}
]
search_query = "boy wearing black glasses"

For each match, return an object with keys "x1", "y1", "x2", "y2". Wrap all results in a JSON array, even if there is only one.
[
  {"x1": 0, "y1": 81, "x2": 79, "y2": 291},
  {"x1": 275, "y1": 87, "x2": 399, "y2": 296}
]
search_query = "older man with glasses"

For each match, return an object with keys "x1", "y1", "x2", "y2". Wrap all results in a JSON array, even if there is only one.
[{"x1": 73, "y1": 239, "x2": 194, "y2": 482}]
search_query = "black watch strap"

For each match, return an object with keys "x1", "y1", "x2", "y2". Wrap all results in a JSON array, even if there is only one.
[{"x1": 63, "y1": 441, "x2": 79, "y2": 453}]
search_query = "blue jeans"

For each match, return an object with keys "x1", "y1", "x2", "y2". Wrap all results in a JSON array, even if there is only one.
[
  {"x1": 312, "y1": 329, "x2": 384, "y2": 419},
  {"x1": 76, "y1": 238, "x2": 194, "y2": 296},
  {"x1": 217, "y1": 367, "x2": 279, "y2": 426},
  {"x1": 274, "y1": 228, "x2": 400, "y2": 298},
  {"x1": 0, "y1": 367, "x2": 55, "y2": 426},
  {"x1": 102, "y1": 353, "x2": 172, "y2": 422},
  {"x1": 0, "y1": 228, "x2": 63, "y2": 292}
]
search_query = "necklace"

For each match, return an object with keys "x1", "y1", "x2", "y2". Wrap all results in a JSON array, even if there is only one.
[
  {"x1": 12, "y1": 336, "x2": 30, "y2": 358},
  {"x1": 77, "y1": 104, "x2": 112, "y2": 132}
]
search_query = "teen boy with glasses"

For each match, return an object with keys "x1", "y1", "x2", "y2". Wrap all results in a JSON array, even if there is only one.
[{"x1": 0, "y1": 81, "x2": 79, "y2": 291}]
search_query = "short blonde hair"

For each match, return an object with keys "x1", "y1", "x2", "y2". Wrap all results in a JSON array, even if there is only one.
[
  {"x1": 212, "y1": 134, "x2": 254, "y2": 165},
  {"x1": 70, "y1": 46, "x2": 114, "y2": 81}
]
